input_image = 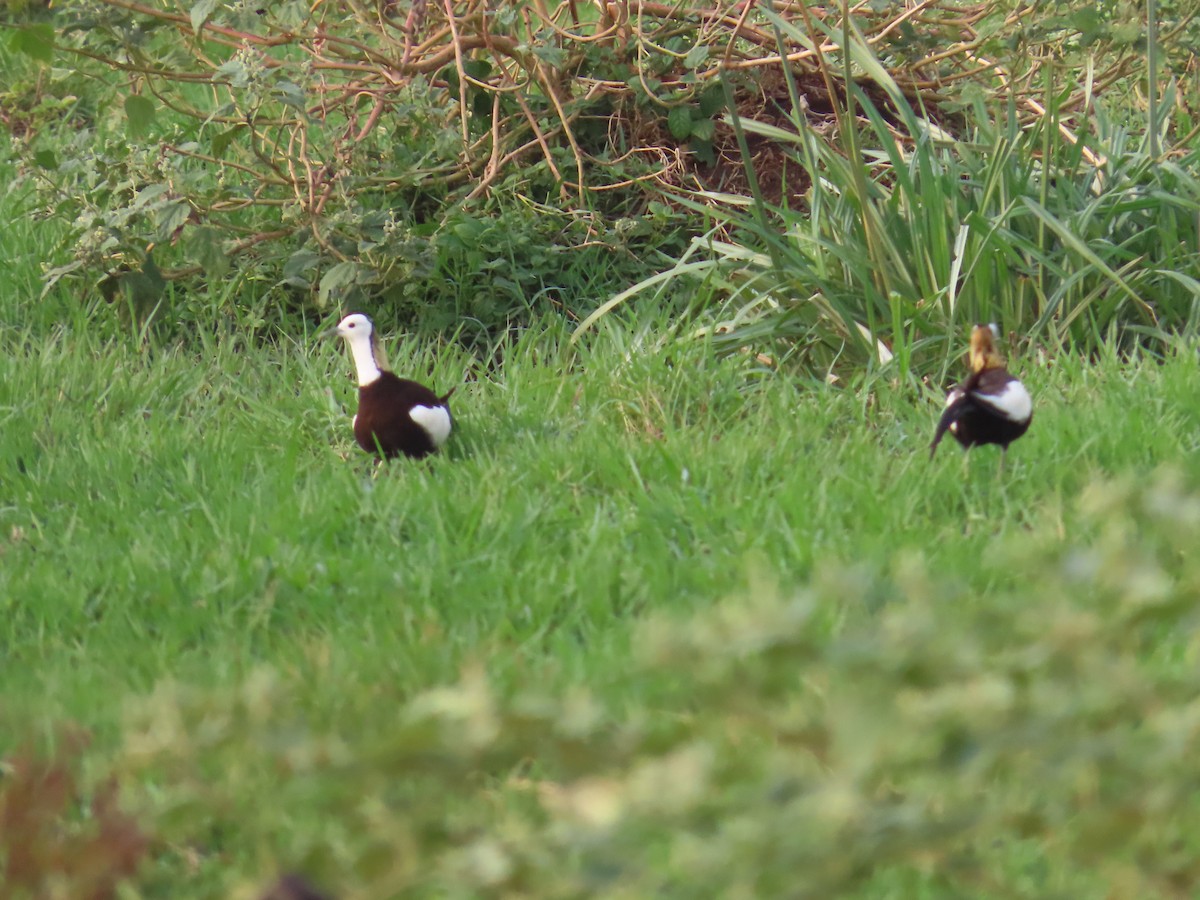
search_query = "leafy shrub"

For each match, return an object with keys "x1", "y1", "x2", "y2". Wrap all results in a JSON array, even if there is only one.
[
  {"x1": 6, "y1": 0, "x2": 726, "y2": 332},
  {"x1": 6, "y1": 0, "x2": 1189, "y2": 342}
]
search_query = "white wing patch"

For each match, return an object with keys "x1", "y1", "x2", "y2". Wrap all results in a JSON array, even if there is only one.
[
  {"x1": 944, "y1": 388, "x2": 964, "y2": 408},
  {"x1": 974, "y1": 380, "x2": 1031, "y2": 423},
  {"x1": 409, "y1": 404, "x2": 452, "y2": 447}
]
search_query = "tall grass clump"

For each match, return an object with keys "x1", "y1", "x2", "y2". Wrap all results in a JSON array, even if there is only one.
[{"x1": 591, "y1": 11, "x2": 1200, "y2": 381}]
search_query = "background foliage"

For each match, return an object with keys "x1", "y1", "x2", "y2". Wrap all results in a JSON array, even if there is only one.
[{"x1": 4, "y1": 0, "x2": 1197, "y2": 361}]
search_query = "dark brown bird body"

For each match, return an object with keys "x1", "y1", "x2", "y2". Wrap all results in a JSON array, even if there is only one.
[
  {"x1": 931, "y1": 325, "x2": 1033, "y2": 459},
  {"x1": 354, "y1": 372, "x2": 452, "y2": 459}
]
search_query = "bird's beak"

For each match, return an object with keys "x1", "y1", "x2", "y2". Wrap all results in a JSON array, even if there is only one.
[{"x1": 322, "y1": 327, "x2": 341, "y2": 340}]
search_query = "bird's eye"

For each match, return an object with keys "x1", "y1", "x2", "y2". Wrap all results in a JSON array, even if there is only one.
[{"x1": 348, "y1": 322, "x2": 356, "y2": 328}]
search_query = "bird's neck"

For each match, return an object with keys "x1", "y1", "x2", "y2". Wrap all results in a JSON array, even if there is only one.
[
  {"x1": 970, "y1": 349, "x2": 1005, "y2": 373},
  {"x1": 348, "y1": 335, "x2": 384, "y2": 386}
]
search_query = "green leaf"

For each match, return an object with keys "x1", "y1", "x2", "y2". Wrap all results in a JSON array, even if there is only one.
[
  {"x1": 116, "y1": 254, "x2": 167, "y2": 320},
  {"x1": 214, "y1": 58, "x2": 250, "y2": 88},
  {"x1": 318, "y1": 261, "x2": 365, "y2": 306},
  {"x1": 667, "y1": 106, "x2": 693, "y2": 140},
  {"x1": 10, "y1": 24, "x2": 54, "y2": 63},
  {"x1": 532, "y1": 45, "x2": 567, "y2": 69},
  {"x1": 451, "y1": 217, "x2": 485, "y2": 241},
  {"x1": 185, "y1": 227, "x2": 230, "y2": 279},
  {"x1": 283, "y1": 248, "x2": 320, "y2": 281},
  {"x1": 572, "y1": 259, "x2": 718, "y2": 341},
  {"x1": 155, "y1": 200, "x2": 193, "y2": 241},
  {"x1": 690, "y1": 119, "x2": 715, "y2": 142},
  {"x1": 273, "y1": 81, "x2": 306, "y2": 111},
  {"x1": 462, "y1": 59, "x2": 492, "y2": 81},
  {"x1": 211, "y1": 126, "x2": 241, "y2": 158},
  {"x1": 697, "y1": 84, "x2": 725, "y2": 118},
  {"x1": 132, "y1": 184, "x2": 169, "y2": 208},
  {"x1": 125, "y1": 95, "x2": 156, "y2": 137},
  {"x1": 1069, "y1": 7, "x2": 1104, "y2": 45},
  {"x1": 691, "y1": 139, "x2": 715, "y2": 166},
  {"x1": 190, "y1": 0, "x2": 220, "y2": 35},
  {"x1": 1110, "y1": 22, "x2": 1141, "y2": 45},
  {"x1": 34, "y1": 150, "x2": 58, "y2": 170},
  {"x1": 627, "y1": 75, "x2": 663, "y2": 101},
  {"x1": 683, "y1": 45, "x2": 709, "y2": 69}
]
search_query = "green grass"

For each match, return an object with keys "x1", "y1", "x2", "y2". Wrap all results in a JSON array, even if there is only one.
[
  {"x1": 5, "y1": 164, "x2": 1200, "y2": 894},
  {"x1": 6, "y1": 287, "x2": 1198, "y2": 736}
]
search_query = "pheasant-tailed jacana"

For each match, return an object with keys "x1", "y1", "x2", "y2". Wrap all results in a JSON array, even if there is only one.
[
  {"x1": 930, "y1": 324, "x2": 1032, "y2": 465},
  {"x1": 330, "y1": 313, "x2": 453, "y2": 460}
]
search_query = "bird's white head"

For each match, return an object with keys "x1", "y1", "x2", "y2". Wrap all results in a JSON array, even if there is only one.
[
  {"x1": 333, "y1": 313, "x2": 384, "y2": 386},
  {"x1": 335, "y1": 312, "x2": 374, "y2": 341}
]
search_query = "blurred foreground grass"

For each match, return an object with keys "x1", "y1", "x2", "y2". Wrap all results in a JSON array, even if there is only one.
[{"x1": 6, "y1": 467, "x2": 1200, "y2": 898}]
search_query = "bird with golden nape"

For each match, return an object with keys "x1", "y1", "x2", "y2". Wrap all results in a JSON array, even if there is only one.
[{"x1": 930, "y1": 323, "x2": 1033, "y2": 471}]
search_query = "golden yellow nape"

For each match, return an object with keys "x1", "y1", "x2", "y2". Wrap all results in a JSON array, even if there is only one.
[{"x1": 968, "y1": 324, "x2": 1005, "y2": 374}]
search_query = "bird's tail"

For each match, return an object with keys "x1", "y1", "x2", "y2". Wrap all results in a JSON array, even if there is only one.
[
  {"x1": 439, "y1": 386, "x2": 457, "y2": 404},
  {"x1": 930, "y1": 407, "x2": 956, "y2": 459}
]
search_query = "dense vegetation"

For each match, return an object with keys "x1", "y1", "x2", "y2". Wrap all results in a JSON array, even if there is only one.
[
  {"x1": 4, "y1": 0, "x2": 1199, "y2": 364},
  {"x1": 2, "y1": 0, "x2": 1200, "y2": 897}
]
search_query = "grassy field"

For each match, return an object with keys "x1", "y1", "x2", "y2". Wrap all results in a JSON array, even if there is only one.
[
  {"x1": 4, "y1": 209, "x2": 1196, "y2": 740},
  {"x1": 5, "y1": 156, "x2": 1200, "y2": 897}
]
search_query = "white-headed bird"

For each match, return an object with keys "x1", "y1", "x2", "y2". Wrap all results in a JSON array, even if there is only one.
[{"x1": 329, "y1": 313, "x2": 454, "y2": 460}]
